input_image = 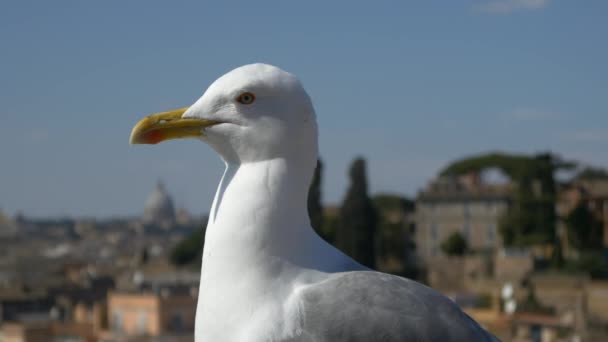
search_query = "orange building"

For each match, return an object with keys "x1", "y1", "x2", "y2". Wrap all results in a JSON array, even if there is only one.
[
  {"x1": 1, "y1": 321, "x2": 96, "y2": 342},
  {"x1": 107, "y1": 288, "x2": 197, "y2": 338}
]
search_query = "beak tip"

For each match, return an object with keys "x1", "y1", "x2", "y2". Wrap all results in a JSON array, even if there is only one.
[{"x1": 129, "y1": 133, "x2": 140, "y2": 145}]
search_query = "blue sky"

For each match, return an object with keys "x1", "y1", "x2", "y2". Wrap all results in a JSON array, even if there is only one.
[{"x1": 1, "y1": 0, "x2": 607, "y2": 217}]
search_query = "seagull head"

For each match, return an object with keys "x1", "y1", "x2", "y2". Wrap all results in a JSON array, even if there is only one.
[{"x1": 130, "y1": 63, "x2": 318, "y2": 164}]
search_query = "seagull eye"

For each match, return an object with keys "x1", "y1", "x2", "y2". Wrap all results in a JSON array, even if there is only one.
[
  {"x1": 236, "y1": 92, "x2": 255, "y2": 105},
  {"x1": 236, "y1": 92, "x2": 255, "y2": 104}
]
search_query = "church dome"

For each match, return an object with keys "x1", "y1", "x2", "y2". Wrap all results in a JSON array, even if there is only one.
[{"x1": 143, "y1": 181, "x2": 176, "y2": 225}]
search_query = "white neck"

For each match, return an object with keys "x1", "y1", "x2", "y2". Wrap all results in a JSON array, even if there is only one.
[
  {"x1": 194, "y1": 157, "x2": 361, "y2": 340},
  {"x1": 204, "y1": 157, "x2": 316, "y2": 266}
]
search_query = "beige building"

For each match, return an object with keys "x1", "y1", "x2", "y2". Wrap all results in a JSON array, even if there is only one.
[
  {"x1": 1, "y1": 321, "x2": 96, "y2": 342},
  {"x1": 586, "y1": 280, "x2": 608, "y2": 324},
  {"x1": 415, "y1": 173, "x2": 511, "y2": 263},
  {"x1": 0, "y1": 209, "x2": 17, "y2": 238},
  {"x1": 107, "y1": 288, "x2": 196, "y2": 339}
]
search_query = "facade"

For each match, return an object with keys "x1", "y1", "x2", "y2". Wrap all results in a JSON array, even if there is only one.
[
  {"x1": 0, "y1": 210, "x2": 17, "y2": 238},
  {"x1": 586, "y1": 281, "x2": 608, "y2": 324},
  {"x1": 47, "y1": 274, "x2": 114, "y2": 335},
  {"x1": 1, "y1": 321, "x2": 97, "y2": 342},
  {"x1": 107, "y1": 289, "x2": 196, "y2": 339},
  {"x1": 0, "y1": 293, "x2": 54, "y2": 323},
  {"x1": 509, "y1": 312, "x2": 577, "y2": 342},
  {"x1": 415, "y1": 172, "x2": 511, "y2": 264}
]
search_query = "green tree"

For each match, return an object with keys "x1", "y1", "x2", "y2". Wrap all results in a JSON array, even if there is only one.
[
  {"x1": 576, "y1": 166, "x2": 608, "y2": 180},
  {"x1": 308, "y1": 159, "x2": 324, "y2": 235},
  {"x1": 519, "y1": 284, "x2": 554, "y2": 315},
  {"x1": 338, "y1": 157, "x2": 377, "y2": 269},
  {"x1": 373, "y1": 194, "x2": 416, "y2": 275},
  {"x1": 565, "y1": 202, "x2": 603, "y2": 251},
  {"x1": 440, "y1": 232, "x2": 467, "y2": 256},
  {"x1": 565, "y1": 251, "x2": 608, "y2": 279},
  {"x1": 170, "y1": 225, "x2": 206, "y2": 266},
  {"x1": 319, "y1": 214, "x2": 339, "y2": 245},
  {"x1": 140, "y1": 246, "x2": 149, "y2": 265}
]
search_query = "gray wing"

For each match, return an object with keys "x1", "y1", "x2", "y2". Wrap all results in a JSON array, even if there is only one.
[{"x1": 297, "y1": 271, "x2": 500, "y2": 342}]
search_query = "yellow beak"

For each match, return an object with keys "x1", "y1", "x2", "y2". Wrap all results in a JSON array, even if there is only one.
[{"x1": 129, "y1": 108, "x2": 220, "y2": 144}]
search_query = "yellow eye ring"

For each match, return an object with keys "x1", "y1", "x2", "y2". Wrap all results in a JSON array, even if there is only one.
[{"x1": 236, "y1": 92, "x2": 256, "y2": 105}]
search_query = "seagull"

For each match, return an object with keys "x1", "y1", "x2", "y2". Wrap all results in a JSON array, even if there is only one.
[{"x1": 130, "y1": 64, "x2": 500, "y2": 341}]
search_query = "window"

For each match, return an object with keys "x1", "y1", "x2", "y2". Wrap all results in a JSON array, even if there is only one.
[
  {"x1": 487, "y1": 223, "x2": 496, "y2": 243},
  {"x1": 169, "y1": 312, "x2": 184, "y2": 333},
  {"x1": 138, "y1": 310, "x2": 148, "y2": 334},
  {"x1": 112, "y1": 309, "x2": 123, "y2": 333},
  {"x1": 431, "y1": 223, "x2": 439, "y2": 241},
  {"x1": 463, "y1": 223, "x2": 471, "y2": 241}
]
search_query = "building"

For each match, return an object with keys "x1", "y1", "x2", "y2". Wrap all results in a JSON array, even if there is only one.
[
  {"x1": 509, "y1": 312, "x2": 578, "y2": 342},
  {"x1": 143, "y1": 181, "x2": 177, "y2": 228},
  {"x1": 586, "y1": 280, "x2": 608, "y2": 324},
  {"x1": 47, "y1": 272, "x2": 115, "y2": 335},
  {"x1": 107, "y1": 287, "x2": 196, "y2": 339},
  {"x1": 0, "y1": 210, "x2": 17, "y2": 238},
  {"x1": 0, "y1": 291, "x2": 54, "y2": 323},
  {"x1": 1, "y1": 320, "x2": 97, "y2": 342},
  {"x1": 415, "y1": 172, "x2": 511, "y2": 263}
]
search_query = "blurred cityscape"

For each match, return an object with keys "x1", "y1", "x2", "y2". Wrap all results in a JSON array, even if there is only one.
[
  {"x1": 1, "y1": 152, "x2": 608, "y2": 342},
  {"x1": 1, "y1": 181, "x2": 201, "y2": 342}
]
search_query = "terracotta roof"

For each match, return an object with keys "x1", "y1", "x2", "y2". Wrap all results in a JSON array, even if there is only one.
[{"x1": 582, "y1": 180, "x2": 608, "y2": 198}]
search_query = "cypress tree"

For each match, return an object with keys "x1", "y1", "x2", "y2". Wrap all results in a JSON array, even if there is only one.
[
  {"x1": 140, "y1": 246, "x2": 149, "y2": 265},
  {"x1": 565, "y1": 202, "x2": 603, "y2": 251},
  {"x1": 308, "y1": 159, "x2": 324, "y2": 234},
  {"x1": 338, "y1": 157, "x2": 377, "y2": 269}
]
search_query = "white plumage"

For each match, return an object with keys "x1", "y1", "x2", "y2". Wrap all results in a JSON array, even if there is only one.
[{"x1": 131, "y1": 63, "x2": 499, "y2": 341}]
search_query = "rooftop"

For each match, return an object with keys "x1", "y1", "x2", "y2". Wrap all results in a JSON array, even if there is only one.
[{"x1": 418, "y1": 173, "x2": 512, "y2": 202}]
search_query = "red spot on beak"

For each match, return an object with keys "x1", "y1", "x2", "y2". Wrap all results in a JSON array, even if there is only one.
[{"x1": 144, "y1": 130, "x2": 164, "y2": 144}]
